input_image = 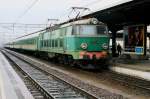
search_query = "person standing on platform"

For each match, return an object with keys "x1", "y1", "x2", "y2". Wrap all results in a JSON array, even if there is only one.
[{"x1": 117, "y1": 43, "x2": 122, "y2": 56}]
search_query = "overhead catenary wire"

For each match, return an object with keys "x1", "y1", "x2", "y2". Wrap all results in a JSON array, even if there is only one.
[
  {"x1": 17, "y1": 0, "x2": 103, "y2": 38},
  {"x1": 0, "y1": 23, "x2": 47, "y2": 34},
  {"x1": 83, "y1": 0, "x2": 103, "y2": 7},
  {"x1": 2, "y1": 0, "x2": 102, "y2": 32},
  {"x1": 2, "y1": 0, "x2": 103, "y2": 39},
  {"x1": 1, "y1": 0, "x2": 103, "y2": 44},
  {"x1": 58, "y1": 0, "x2": 103, "y2": 22},
  {"x1": 14, "y1": 0, "x2": 40, "y2": 23},
  {"x1": 76, "y1": 0, "x2": 103, "y2": 16}
]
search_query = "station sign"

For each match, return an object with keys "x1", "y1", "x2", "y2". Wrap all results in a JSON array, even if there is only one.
[{"x1": 123, "y1": 25, "x2": 145, "y2": 55}]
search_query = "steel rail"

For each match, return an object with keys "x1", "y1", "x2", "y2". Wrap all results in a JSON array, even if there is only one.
[
  {"x1": 106, "y1": 71, "x2": 150, "y2": 92},
  {"x1": 4, "y1": 55, "x2": 45, "y2": 99},
  {"x1": 2, "y1": 50, "x2": 97, "y2": 99}
]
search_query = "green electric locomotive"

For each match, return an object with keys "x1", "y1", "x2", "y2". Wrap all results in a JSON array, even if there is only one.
[{"x1": 6, "y1": 18, "x2": 110, "y2": 69}]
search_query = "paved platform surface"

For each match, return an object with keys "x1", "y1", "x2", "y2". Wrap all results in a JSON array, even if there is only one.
[
  {"x1": 110, "y1": 57, "x2": 150, "y2": 81},
  {"x1": 113, "y1": 58, "x2": 150, "y2": 72},
  {"x1": 0, "y1": 52, "x2": 34, "y2": 99},
  {"x1": 117, "y1": 64, "x2": 150, "y2": 72}
]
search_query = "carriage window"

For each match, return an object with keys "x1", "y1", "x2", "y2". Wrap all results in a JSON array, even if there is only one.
[
  {"x1": 49, "y1": 40, "x2": 51, "y2": 47},
  {"x1": 60, "y1": 39, "x2": 63, "y2": 47},
  {"x1": 52, "y1": 40, "x2": 54, "y2": 47},
  {"x1": 60, "y1": 28, "x2": 66, "y2": 36},
  {"x1": 66, "y1": 26, "x2": 72, "y2": 36},
  {"x1": 55, "y1": 40, "x2": 58, "y2": 47},
  {"x1": 43, "y1": 32, "x2": 49, "y2": 40}
]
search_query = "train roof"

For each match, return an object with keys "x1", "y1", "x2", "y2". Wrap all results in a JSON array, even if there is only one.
[
  {"x1": 60, "y1": 18, "x2": 105, "y2": 28},
  {"x1": 13, "y1": 31, "x2": 42, "y2": 42},
  {"x1": 10, "y1": 18, "x2": 104, "y2": 43}
]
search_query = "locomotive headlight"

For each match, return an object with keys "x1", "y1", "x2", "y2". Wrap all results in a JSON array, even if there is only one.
[
  {"x1": 102, "y1": 43, "x2": 108, "y2": 49},
  {"x1": 81, "y1": 43, "x2": 88, "y2": 49}
]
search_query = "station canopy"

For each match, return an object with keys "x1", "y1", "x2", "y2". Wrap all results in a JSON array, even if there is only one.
[{"x1": 83, "y1": 0, "x2": 150, "y2": 31}]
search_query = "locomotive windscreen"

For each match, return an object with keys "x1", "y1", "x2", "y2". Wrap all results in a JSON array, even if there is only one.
[{"x1": 73, "y1": 25, "x2": 108, "y2": 35}]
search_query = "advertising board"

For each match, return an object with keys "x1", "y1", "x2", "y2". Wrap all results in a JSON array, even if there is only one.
[{"x1": 124, "y1": 25, "x2": 145, "y2": 55}]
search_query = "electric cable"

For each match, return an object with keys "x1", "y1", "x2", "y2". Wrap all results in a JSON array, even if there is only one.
[{"x1": 14, "y1": 0, "x2": 40, "y2": 23}]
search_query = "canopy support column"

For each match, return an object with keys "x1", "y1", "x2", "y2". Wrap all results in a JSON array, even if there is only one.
[{"x1": 112, "y1": 30, "x2": 117, "y2": 57}]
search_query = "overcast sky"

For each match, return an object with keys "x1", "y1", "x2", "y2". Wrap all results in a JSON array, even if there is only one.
[{"x1": 0, "y1": 0, "x2": 133, "y2": 45}]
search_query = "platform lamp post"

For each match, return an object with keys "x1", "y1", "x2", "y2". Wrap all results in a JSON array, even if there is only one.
[
  {"x1": 111, "y1": 29, "x2": 117, "y2": 57},
  {"x1": 144, "y1": 25, "x2": 147, "y2": 56}
]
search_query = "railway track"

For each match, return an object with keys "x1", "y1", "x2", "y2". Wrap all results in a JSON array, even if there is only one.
[
  {"x1": 2, "y1": 49, "x2": 124, "y2": 99},
  {"x1": 4, "y1": 49, "x2": 150, "y2": 98},
  {"x1": 9, "y1": 49, "x2": 150, "y2": 93},
  {"x1": 2, "y1": 50, "x2": 98, "y2": 99},
  {"x1": 106, "y1": 71, "x2": 150, "y2": 92},
  {"x1": 7, "y1": 58, "x2": 45, "y2": 99}
]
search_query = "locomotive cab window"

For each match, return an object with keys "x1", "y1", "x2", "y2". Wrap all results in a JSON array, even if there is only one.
[
  {"x1": 74, "y1": 25, "x2": 108, "y2": 35},
  {"x1": 97, "y1": 25, "x2": 108, "y2": 35}
]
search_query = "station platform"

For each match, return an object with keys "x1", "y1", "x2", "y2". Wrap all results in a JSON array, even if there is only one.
[
  {"x1": 0, "y1": 52, "x2": 34, "y2": 99},
  {"x1": 110, "y1": 57, "x2": 150, "y2": 81}
]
